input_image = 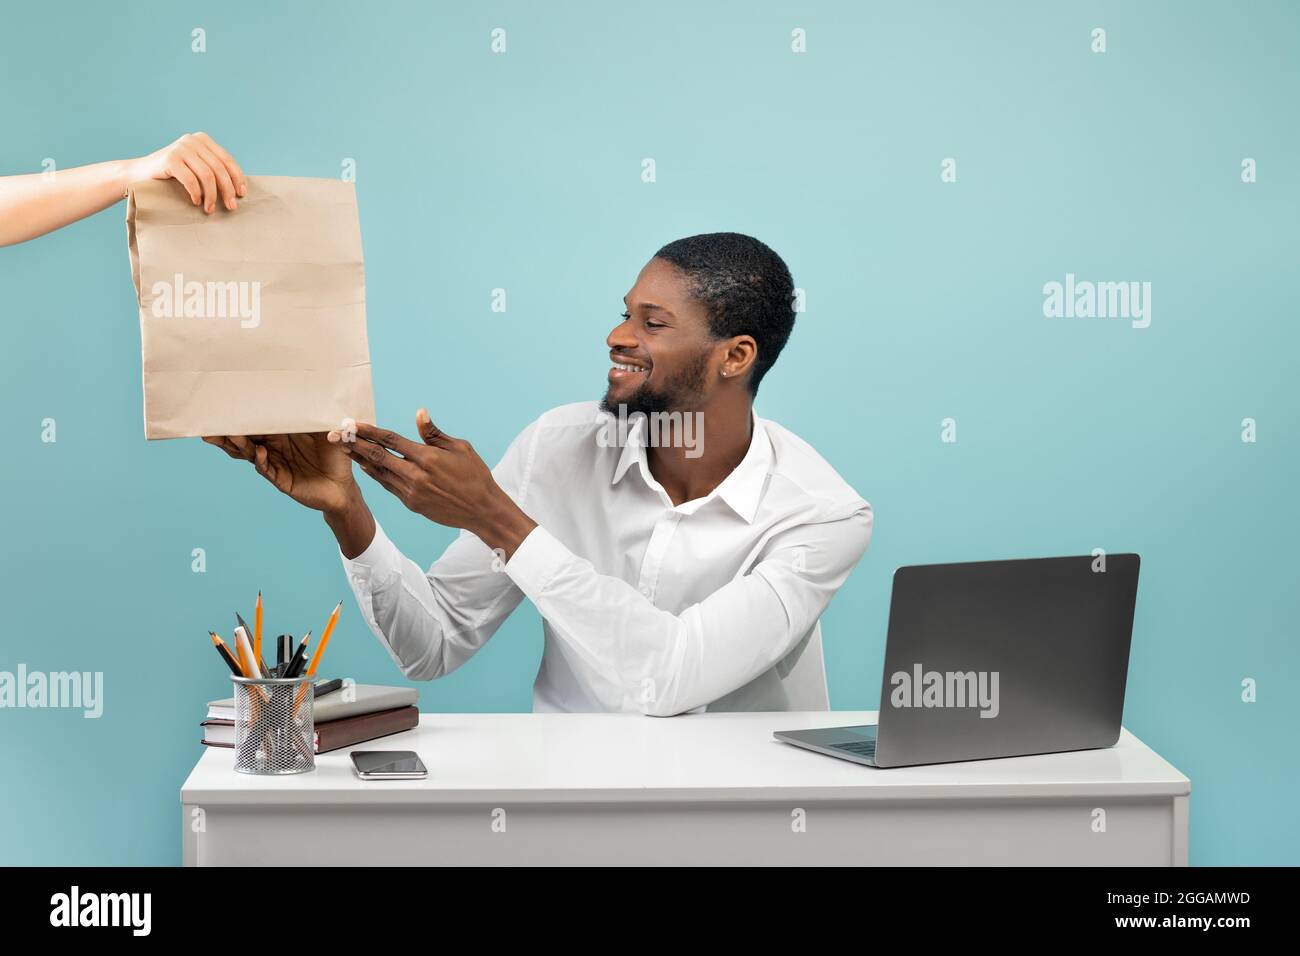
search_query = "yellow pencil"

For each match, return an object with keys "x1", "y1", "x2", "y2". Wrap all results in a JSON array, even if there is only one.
[
  {"x1": 253, "y1": 590, "x2": 263, "y2": 668},
  {"x1": 305, "y1": 601, "x2": 342, "y2": 678}
]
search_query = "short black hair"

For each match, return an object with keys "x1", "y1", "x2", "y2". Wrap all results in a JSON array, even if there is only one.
[{"x1": 652, "y1": 232, "x2": 796, "y2": 397}]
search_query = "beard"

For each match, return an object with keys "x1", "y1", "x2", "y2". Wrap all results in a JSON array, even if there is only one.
[{"x1": 600, "y1": 349, "x2": 711, "y2": 418}]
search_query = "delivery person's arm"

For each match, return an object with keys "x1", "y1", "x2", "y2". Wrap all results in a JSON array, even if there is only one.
[{"x1": 0, "y1": 131, "x2": 246, "y2": 247}]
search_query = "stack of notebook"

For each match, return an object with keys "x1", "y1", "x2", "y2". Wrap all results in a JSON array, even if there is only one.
[{"x1": 202, "y1": 683, "x2": 419, "y2": 754}]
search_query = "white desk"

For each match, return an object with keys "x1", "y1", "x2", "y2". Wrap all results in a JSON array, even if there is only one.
[{"x1": 180, "y1": 711, "x2": 1190, "y2": 866}]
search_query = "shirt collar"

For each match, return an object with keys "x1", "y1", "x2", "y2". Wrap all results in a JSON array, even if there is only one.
[
  {"x1": 610, "y1": 409, "x2": 772, "y2": 524},
  {"x1": 610, "y1": 413, "x2": 644, "y2": 487}
]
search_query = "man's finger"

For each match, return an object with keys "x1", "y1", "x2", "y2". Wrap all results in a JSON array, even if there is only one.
[
  {"x1": 348, "y1": 437, "x2": 396, "y2": 469},
  {"x1": 344, "y1": 437, "x2": 420, "y2": 483},
  {"x1": 223, "y1": 436, "x2": 257, "y2": 460},
  {"x1": 202, "y1": 435, "x2": 242, "y2": 460},
  {"x1": 353, "y1": 422, "x2": 419, "y2": 457},
  {"x1": 353, "y1": 454, "x2": 408, "y2": 499},
  {"x1": 416, "y1": 407, "x2": 455, "y2": 448}
]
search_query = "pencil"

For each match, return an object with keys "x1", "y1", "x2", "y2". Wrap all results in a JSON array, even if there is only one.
[
  {"x1": 291, "y1": 624, "x2": 323, "y2": 715},
  {"x1": 254, "y1": 591, "x2": 263, "y2": 669},
  {"x1": 209, "y1": 631, "x2": 243, "y2": 676},
  {"x1": 305, "y1": 601, "x2": 342, "y2": 678}
]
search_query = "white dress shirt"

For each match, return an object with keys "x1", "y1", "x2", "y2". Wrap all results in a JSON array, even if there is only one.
[{"x1": 340, "y1": 401, "x2": 873, "y2": 716}]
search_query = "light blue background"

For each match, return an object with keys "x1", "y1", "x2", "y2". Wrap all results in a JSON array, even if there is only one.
[{"x1": 1, "y1": 1, "x2": 1295, "y2": 866}]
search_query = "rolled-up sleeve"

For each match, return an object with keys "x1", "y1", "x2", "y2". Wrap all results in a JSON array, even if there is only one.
[{"x1": 504, "y1": 501, "x2": 873, "y2": 716}]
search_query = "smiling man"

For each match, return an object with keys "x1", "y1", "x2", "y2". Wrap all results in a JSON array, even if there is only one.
[{"x1": 205, "y1": 232, "x2": 872, "y2": 715}]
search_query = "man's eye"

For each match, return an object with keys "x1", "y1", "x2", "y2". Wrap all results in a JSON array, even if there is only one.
[{"x1": 644, "y1": 320, "x2": 664, "y2": 329}]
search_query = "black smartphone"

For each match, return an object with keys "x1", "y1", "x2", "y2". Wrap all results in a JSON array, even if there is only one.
[{"x1": 350, "y1": 750, "x2": 427, "y2": 780}]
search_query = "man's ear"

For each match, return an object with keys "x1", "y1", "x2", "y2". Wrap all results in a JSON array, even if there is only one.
[{"x1": 721, "y1": 335, "x2": 758, "y2": 379}]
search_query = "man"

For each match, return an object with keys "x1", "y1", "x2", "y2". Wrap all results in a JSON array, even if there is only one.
[{"x1": 206, "y1": 233, "x2": 872, "y2": 715}]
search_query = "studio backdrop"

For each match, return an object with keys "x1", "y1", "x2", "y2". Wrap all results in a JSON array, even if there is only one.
[{"x1": 0, "y1": 0, "x2": 1295, "y2": 865}]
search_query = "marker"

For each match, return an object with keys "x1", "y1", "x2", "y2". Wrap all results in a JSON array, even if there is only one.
[
  {"x1": 237, "y1": 612, "x2": 268, "y2": 676},
  {"x1": 232, "y1": 628, "x2": 250, "y2": 676},
  {"x1": 234, "y1": 626, "x2": 260, "y2": 678},
  {"x1": 314, "y1": 678, "x2": 343, "y2": 697}
]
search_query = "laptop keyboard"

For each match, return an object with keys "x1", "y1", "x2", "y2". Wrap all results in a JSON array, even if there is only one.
[{"x1": 831, "y1": 740, "x2": 877, "y2": 757}]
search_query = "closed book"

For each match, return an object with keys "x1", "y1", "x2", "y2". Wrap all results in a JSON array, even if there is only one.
[
  {"x1": 205, "y1": 683, "x2": 417, "y2": 722},
  {"x1": 314, "y1": 705, "x2": 419, "y2": 753},
  {"x1": 201, "y1": 705, "x2": 419, "y2": 754}
]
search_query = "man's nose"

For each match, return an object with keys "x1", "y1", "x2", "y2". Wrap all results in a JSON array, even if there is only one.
[{"x1": 606, "y1": 316, "x2": 637, "y2": 350}]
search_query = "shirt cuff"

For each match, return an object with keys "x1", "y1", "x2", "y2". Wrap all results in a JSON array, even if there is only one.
[
  {"x1": 504, "y1": 525, "x2": 570, "y2": 599},
  {"x1": 339, "y1": 520, "x2": 403, "y2": 591}
]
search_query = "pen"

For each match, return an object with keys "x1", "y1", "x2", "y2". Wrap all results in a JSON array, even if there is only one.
[
  {"x1": 285, "y1": 632, "x2": 311, "y2": 679},
  {"x1": 277, "y1": 634, "x2": 293, "y2": 670},
  {"x1": 208, "y1": 631, "x2": 243, "y2": 676}
]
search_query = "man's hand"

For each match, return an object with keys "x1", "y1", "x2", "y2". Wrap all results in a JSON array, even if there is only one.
[
  {"x1": 125, "y1": 132, "x2": 247, "y2": 213},
  {"x1": 202, "y1": 433, "x2": 357, "y2": 514},
  {"x1": 331, "y1": 409, "x2": 537, "y2": 559}
]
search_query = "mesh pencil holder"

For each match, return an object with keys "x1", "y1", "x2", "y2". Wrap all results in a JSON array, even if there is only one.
[{"x1": 232, "y1": 675, "x2": 315, "y2": 775}]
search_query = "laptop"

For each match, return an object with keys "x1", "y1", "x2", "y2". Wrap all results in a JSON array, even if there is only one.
[{"x1": 774, "y1": 553, "x2": 1139, "y2": 768}]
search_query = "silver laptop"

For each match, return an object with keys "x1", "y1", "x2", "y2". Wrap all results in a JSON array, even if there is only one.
[{"x1": 775, "y1": 554, "x2": 1139, "y2": 768}]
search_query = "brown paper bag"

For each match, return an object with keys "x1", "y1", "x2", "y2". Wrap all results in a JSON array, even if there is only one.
[{"x1": 127, "y1": 175, "x2": 375, "y2": 439}]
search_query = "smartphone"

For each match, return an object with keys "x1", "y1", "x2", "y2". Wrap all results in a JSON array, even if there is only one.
[{"x1": 350, "y1": 750, "x2": 428, "y2": 780}]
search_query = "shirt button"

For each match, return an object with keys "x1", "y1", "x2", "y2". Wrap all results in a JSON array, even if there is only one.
[{"x1": 639, "y1": 585, "x2": 651, "y2": 597}]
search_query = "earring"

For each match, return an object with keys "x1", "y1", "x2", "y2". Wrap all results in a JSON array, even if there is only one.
[{"x1": 721, "y1": 370, "x2": 728, "y2": 377}]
